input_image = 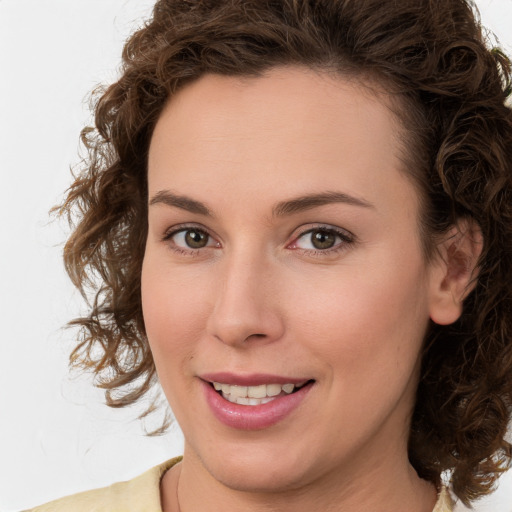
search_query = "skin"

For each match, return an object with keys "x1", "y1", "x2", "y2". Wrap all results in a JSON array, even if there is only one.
[{"x1": 142, "y1": 66, "x2": 470, "y2": 512}]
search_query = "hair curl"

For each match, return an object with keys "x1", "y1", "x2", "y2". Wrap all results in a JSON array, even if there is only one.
[{"x1": 59, "y1": 0, "x2": 512, "y2": 504}]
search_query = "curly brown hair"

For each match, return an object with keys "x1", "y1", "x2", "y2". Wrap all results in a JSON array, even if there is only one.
[{"x1": 59, "y1": 0, "x2": 512, "y2": 505}]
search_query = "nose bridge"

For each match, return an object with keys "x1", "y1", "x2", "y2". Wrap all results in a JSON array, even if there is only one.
[{"x1": 207, "y1": 246, "x2": 283, "y2": 346}]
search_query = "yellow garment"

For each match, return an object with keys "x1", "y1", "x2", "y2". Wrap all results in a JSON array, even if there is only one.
[
  {"x1": 26, "y1": 455, "x2": 453, "y2": 512},
  {"x1": 433, "y1": 487, "x2": 455, "y2": 512},
  {"x1": 25, "y1": 457, "x2": 182, "y2": 512}
]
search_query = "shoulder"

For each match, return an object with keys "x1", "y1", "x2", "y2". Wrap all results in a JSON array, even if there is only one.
[{"x1": 24, "y1": 456, "x2": 182, "y2": 512}]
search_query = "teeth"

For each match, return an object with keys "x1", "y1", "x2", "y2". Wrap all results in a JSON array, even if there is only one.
[
  {"x1": 247, "y1": 384, "x2": 267, "y2": 398},
  {"x1": 282, "y1": 383, "x2": 294, "y2": 394},
  {"x1": 267, "y1": 384, "x2": 282, "y2": 397},
  {"x1": 229, "y1": 385, "x2": 248, "y2": 398},
  {"x1": 212, "y1": 381, "x2": 307, "y2": 406},
  {"x1": 224, "y1": 395, "x2": 284, "y2": 406}
]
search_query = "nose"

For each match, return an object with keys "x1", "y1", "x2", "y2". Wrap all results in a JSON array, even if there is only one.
[{"x1": 206, "y1": 253, "x2": 285, "y2": 347}]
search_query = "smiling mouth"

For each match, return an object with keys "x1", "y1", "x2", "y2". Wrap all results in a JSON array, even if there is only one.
[{"x1": 211, "y1": 381, "x2": 313, "y2": 406}]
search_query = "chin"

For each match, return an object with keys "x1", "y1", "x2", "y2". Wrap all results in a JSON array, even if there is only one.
[
  {"x1": 191, "y1": 440, "x2": 316, "y2": 493},
  {"x1": 209, "y1": 461, "x2": 310, "y2": 494}
]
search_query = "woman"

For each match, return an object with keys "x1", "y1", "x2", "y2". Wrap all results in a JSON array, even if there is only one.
[{"x1": 28, "y1": 0, "x2": 512, "y2": 511}]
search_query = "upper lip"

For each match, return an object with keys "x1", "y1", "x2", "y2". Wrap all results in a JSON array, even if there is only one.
[{"x1": 200, "y1": 372, "x2": 313, "y2": 386}]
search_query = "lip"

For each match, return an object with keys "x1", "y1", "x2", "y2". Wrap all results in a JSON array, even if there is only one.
[
  {"x1": 201, "y1": 376, "x2": 314, "y2": 430},
  {"x1": 200, "y1": 372, "x2": 310, "y2": 386}
]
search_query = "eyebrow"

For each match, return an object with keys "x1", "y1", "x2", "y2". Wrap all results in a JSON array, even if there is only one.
[
  {"x1": 149, "y1": 190, "x2": 212, "y2": 216},
  {"x1": 272, "y1": 191, "x2": 374, "y2": 217},
  {"x1": 148, "y1": 189, "x2": 374, "y2": 217}
]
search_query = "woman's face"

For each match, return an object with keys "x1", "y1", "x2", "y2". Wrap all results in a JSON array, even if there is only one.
[{"x1": 142, "y1": 67, "x2": 443, "y2": 491}]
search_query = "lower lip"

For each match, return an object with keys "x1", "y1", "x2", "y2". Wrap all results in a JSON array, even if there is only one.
[{"x1": 202, "y1": 380, "x2": 313, "y2": 430}]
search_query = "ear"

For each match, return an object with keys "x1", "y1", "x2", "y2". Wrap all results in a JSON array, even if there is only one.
[{"x1": 428, "y1": 219, "x2": 483, "y2": 326}]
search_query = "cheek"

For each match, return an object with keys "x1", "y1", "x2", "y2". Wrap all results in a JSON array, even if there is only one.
[
  {"x1": 291, "y1": 253, "x2": 430, "y2": 385},
  {"x1": 141, "y1": 253, "x2": 210, "y2": 380},
  {"x1": 287, "y1": 258, "x2": 430, "y2": 450}
]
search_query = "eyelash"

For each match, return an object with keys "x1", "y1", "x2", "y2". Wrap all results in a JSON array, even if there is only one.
[
  {"x1": 161, "y1": 224, "x2": 355, "y2": 257},
  {"x1": 288, "y1": 225, "x2": 355, "y2": 257},
  {"x1": 162, "y1": 224, "x2": 216, "y2": 256}
]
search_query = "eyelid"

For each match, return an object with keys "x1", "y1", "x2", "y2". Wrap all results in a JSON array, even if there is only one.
[
  {"x1": 287, "y1": 224, "x2": 355, "y2": 253},
  {"x1": 162, "y1": 223, "x2": 221, "y2": 251},
  {"x1": 160, "y1": 222, "x2": 354, "y2": 256}
]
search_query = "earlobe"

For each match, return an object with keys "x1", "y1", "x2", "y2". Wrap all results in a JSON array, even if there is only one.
[{"x1": 428, "y1": 220, "x2": 483, "y2": 326}]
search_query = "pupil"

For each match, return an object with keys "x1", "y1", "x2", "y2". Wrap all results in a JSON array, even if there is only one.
[
  {"x1": 312, "y1": 230, "x2": 335, "y2": 249},
  {"x1": 185, "y1": 230, "x2": 208, "y2": 248}
]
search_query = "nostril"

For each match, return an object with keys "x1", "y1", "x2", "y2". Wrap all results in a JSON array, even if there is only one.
[{"x1": 245, "y1": 333, "x2": 266, "y2": 341}]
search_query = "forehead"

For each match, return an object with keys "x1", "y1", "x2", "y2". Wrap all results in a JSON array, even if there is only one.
[
  {"x1": 150, "y1": 66, "x2": 402, "y2": 157},
  {"x1": 148, "y1": 66, "x2": 417, "y2": 220}
]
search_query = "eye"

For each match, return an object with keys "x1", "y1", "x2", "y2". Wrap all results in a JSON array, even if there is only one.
[
  {"x1": 303, "y1": 230, "x2": 337, "y2": 250},
  {"x1": 164, "y1": 227, "x2": 219, "y2": 251},
  {"x1": 290, "y1": 226, "x2": 353, "y2": 253}
]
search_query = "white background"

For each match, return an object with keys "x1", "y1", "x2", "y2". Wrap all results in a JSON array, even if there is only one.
[{"x1": 0, "y1": 1, "x2": 511, "y2": 510}]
